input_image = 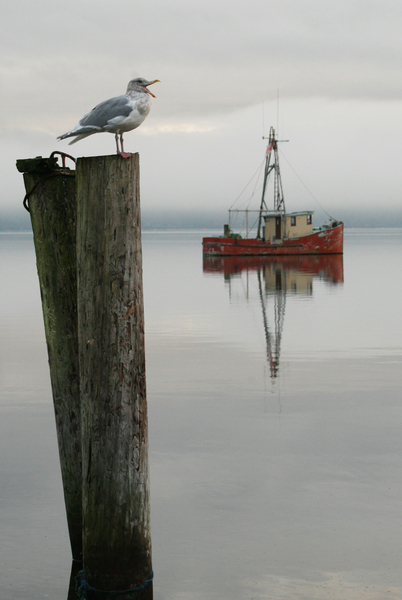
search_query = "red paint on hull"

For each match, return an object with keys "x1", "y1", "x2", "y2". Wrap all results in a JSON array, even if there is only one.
[{"x1": 203, "y1": 223, "x2": 343, "y2": 256}]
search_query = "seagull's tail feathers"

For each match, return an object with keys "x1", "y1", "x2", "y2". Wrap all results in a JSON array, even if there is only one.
[
  {"x1": 67, "y1": 132, "x2": 97, "y2": 145},
  {"x1": 57, "y1": 127, "x2": 102, "y2": 145}
]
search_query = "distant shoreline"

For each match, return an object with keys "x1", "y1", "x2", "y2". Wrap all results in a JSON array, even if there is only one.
[{"x1": 1, "y1": 208, "x2": 402, "y2": 232}]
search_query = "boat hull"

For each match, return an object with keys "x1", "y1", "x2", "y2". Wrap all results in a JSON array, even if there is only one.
[{"x1": 203, "y1": 223, "x2": 344, "y2": 256}]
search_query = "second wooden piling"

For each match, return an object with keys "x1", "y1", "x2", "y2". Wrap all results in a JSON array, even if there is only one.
[
  {"x1": 16, "y1": 156, "x2": 82, "y2": 561},
  {"x1": 76, "y1": 154, "x2": 152, "y2": 596}
]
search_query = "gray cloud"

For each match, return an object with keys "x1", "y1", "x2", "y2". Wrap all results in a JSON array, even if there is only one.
[
  {"x1": 1, "y1": 0, "x2": 402, "y2": 221},
  {"x1": 2, "y1": 0, "x2": 402, "y2": 131}
]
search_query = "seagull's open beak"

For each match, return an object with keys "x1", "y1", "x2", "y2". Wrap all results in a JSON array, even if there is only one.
[{"x1": 144, "y1": 80, "x2": 160, "y2": 98}]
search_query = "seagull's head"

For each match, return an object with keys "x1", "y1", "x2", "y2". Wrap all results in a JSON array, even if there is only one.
[{"x1": 127, "y1": 78, "x2": 160, "y2": 98}]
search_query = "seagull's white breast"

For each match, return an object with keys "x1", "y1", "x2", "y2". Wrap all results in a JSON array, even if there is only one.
[{"x1": 104, "y1": 93, "x2": 151, "y2": 134}]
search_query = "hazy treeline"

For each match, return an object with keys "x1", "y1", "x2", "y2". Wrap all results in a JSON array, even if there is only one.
[{"x1": 1, "y1": 207, "x2": 402, "y2": 232}]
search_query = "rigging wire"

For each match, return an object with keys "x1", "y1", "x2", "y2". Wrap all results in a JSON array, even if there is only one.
[
  {"x1": 278, "y1": 148, "x2": 334, "y2": 219},
  {"x1": 230, "y1": 137, "x2": 337, "y2": 226},
  {"x1": 230, "y1": 158, "x2": 265, "y2": 235},
  {"x1": 245, "y1": 161, "x2": 265, "y2": 210},
  {"x1": 229, "y1": 159, "x2": 265, "y2": 210}
]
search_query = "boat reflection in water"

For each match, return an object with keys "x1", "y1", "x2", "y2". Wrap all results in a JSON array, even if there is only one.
[{"x1": 203, "y1": 254, "x2": 344, "y2": 378}]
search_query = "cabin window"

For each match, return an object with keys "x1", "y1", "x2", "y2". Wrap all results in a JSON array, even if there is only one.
[
  {"x1": 307, "y1": 215, "x2": 312, "y2": 225},
  {"x1": 291, "y1": 216, "x2": 296, "y2": 226}
]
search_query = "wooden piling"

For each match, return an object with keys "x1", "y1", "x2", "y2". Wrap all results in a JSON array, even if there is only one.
[
  {"x1": 76, "y1": 154, "x2": 152, "y2": 597},
  {"x1": 16, "y1": 157, "x2": 82, "y2": 561}
]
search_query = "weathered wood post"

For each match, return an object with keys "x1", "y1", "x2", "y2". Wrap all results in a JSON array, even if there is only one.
[
  {"x1": 16, "y1": 156, "x2": 82, "y2": 562},
  {"x1": 76, "y1": 154, "x2": 152, "y2": 598}
]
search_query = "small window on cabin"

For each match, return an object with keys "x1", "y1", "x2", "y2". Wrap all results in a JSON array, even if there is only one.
[
  {"x1": 307, "y1": 215, "x2": 312, "y2": 225},
  {"x1": 291, "y1": 216, "x2": 296, "y2": 226}
]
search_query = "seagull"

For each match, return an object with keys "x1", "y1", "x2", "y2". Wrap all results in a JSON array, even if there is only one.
[{"x1": 57, "y1": 78, "x2": 160, "y2": 158}]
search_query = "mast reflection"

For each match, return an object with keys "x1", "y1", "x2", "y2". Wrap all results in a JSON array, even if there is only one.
[{"x1": 203, "y1": 255, "x2": 343, "y2": 378}]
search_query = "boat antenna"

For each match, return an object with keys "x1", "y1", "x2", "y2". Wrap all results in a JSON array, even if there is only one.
[
  {"x1": 276, "y1": 88, "x2": 279, "y2": 137},
  {"x1": 262, "y1": 100, "x2": 265, "y2": 136}
]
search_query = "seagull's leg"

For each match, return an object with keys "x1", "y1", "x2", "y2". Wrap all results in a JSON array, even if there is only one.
[
  {"x1": 119, "y1": 133, "x2": 131, "y2": 159},
  {"x1": 115, "y1": 133, "x2": 120, "y2": 154}
]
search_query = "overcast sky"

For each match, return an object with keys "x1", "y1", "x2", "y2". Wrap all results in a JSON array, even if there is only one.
[{"x1": 1, "y1": 0, "x2": 402, "y2": 223}]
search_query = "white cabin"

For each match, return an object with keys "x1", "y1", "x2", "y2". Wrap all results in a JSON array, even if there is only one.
[{"x1": 264, "y1": 211, "x2": 314, "y2": 242}]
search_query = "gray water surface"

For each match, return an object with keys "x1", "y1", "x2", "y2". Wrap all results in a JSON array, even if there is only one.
[{"x1": 1, "y1": 229, "x2": 401, "y2": 599}]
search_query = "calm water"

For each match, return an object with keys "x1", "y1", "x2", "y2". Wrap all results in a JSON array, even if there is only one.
[{"x1": 1, "y1": 229, "x2": 402, "y2": 599}]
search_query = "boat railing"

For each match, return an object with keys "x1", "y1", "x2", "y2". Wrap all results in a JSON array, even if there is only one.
[
  {"x1": 228, "y1": 209, "x2": 285, "y2": 238},
  {"x1": 228, "y1": 209, "x2": 264, "y2": 238}
]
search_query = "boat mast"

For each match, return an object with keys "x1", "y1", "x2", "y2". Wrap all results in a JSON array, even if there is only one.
[{"x1": 256, "y1": 127, "x2": 287, "y2": 239}]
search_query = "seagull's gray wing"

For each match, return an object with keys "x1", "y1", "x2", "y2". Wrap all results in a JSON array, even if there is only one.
[
  {"x1": 58, "y1": 94, "x2": 134, "y2": 142},
  {"x1": 79, "y1": 95, "x2": 133, "y2": 129}
]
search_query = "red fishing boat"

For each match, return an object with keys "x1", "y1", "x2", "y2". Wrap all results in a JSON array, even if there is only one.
[{"x1": 203, "y1": 127, "x2": 343, "y2": 256}]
